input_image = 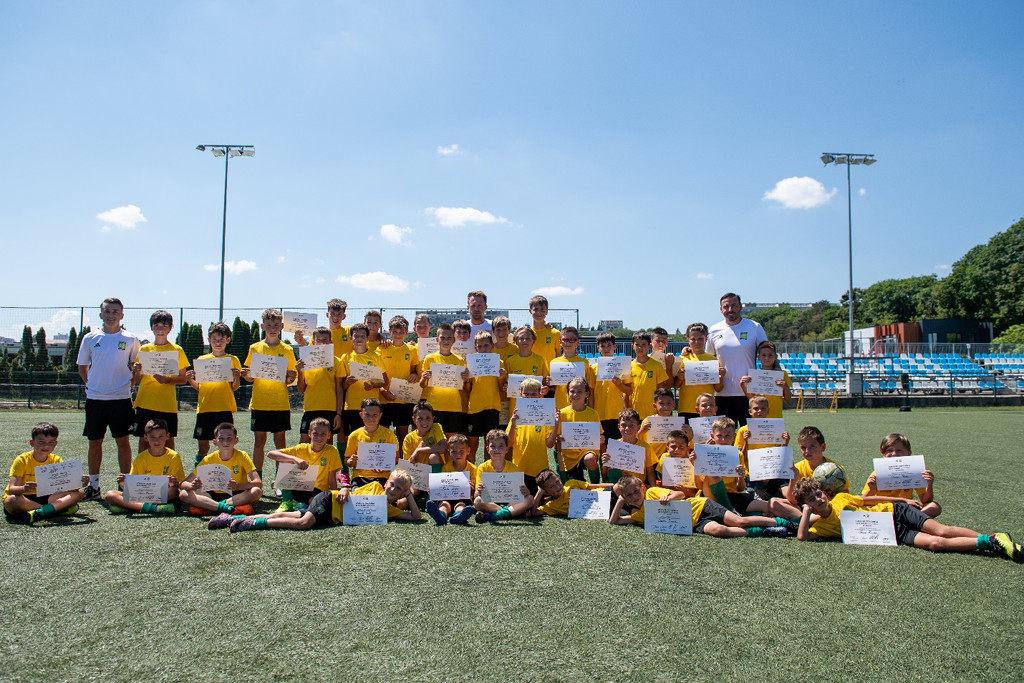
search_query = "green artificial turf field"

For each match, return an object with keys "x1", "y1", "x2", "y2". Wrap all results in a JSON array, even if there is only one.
[{"x1": 0, "y1": 408, "x2": 1021, "y2": 682}]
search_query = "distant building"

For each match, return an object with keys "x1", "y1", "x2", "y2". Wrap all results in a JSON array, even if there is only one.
[
  {"x1": 416, "y1": 309, "x2": 510, "y2": 327},
  {"x1": 741, "y1": 302, "x2": 814, "y2": 315},
  {"x1": 597, "y1": 320, "x2": 623, "y2": 332}
]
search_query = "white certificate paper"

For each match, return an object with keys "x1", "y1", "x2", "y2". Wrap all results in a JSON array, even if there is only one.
[
  {"x1": 645, "y1": 416, "x2": 686, "y2": 444},
  {"x1": 34, "y1": 459, "x2": 83, "y2": 497},
  {"x1": 748, "y1": 369, "x2": 784, "y2": 396},
  {"x1": 451, "y1": 340, "x2": 474, "y2": 359},
  {"x1": 429, "y1": 471, "x2": 472, "y2": 501},
  {"x1": 596, "y1": 356, "x2": 630, "y2": 382},
  {"x1": 660, "y1": 456, "x2": 696, "y2": 488},
  {"x1": 195, "y1": 464, "x2": 232, "y2": 494},
  {"x1": 248, "y1": 353, "x2": 288, "y2": 382},
  {"x1": 466, "y1": 353, "x2": 500, "y2": 378},
  {"x1": 428, "y1": 362, "x2": 466, "y2": 390},
  {"x1": 840, "y1": 510, "x2": 897, "y2": 546},
  {"x1": 688, "y1": 416, "x2": 716, "y2": 444},
  {"x1": 568, "y1": 489, "x2": 610, "y2": 520},
  {"x1": 299, "y1": 344, "x2": 333, "y2": 371},
  {"x1": 693, "y1": 444, "x2": 741, "y2": 477},
  {"x1": 342, "y1": 495, "x2": 388, "y2": 525},
  {"x1": 684, "y1": 360, "x2": 720, "y2": 386},
  {"x1": 273, "y1": 463, "x2": 320, "y2": 492},
  {"x1": 643, "y1": 499, "x2": 693, "y2": 535},
  {"x1": 388, "y1": 379, "x2": 423, "y2": 404},
  {"x1": 605, "y1": 439, "x2": 646, "y2": 474},
  {"x1": 745, "y1": 418, "x2": 786, "y2": 445},
  {"x1": 516, "y1": 397, "x2": 556, "y2": 427},
  {"x1": 560, "y1": 421, "x2": 601, "y2": 451},
  {"x1": 356, "y1": 442, "x2": 397, "y2": 471},
  {"x1": 747, "y1": 447, "x2": 795, "y2": 482},
  {"x1": 397, "y1": 459, "x2": 431, "y2": 491},
  {"x1": 480, "y1": 472, "x2": 526, "y2": 504},
  {"x1": 873, "y1": 455, "x2": 928, "y2": 491},
  {"x1": 122, "y1": 474, "x2": 169, "y2": 504},
  {"x1": 549, "y1": 361, "x2": 586, "y2": 385},
  {"x1": 283, "y1": 310, "x2": 318, "y2": 335},
  {"x1": 193, "y1": 357, "x2": 234, "y2": 383},
  {"x1": 348, "y1": 362, "x2": 384, "y2": 382},
  {"x1": 416, "y1": 338, "x2": 440, "y2": 357},
  {"x1": 139, "y1": 350, "x2": 179, "y2": 377}
]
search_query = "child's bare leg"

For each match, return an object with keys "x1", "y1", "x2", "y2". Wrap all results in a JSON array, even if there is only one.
[
  {"x1": 114, "y1": 435, "x2": 133, "y2": 473},
  {"x1": 252, "y1": 431, "x2": 268, "y2": 472},
  {"x1": 197, "y1": 440, "x2": 211, "y2": 458},
  {"x1": 3, "y1": 495, "x2": 38, "y2": 514},
  {"x1": 745, "y1": 499, "x2": 771, "y2": 515},
  {"x1": 922, "y1": 502, "x2": 942, "y2": 518},
  {"x1": 722, "y1": 511, "x2": 779, "y2": 528},
  {"x1": 701, "y1": 521, "x2": 747, "y2": 538},
  {"x1": 49, "y1": 490, "x2": 83, "y2": 511},
  {"x1": 914, "y1": 533, "x2": 982, "y2": 553},
  {"x1": 228, "y1": 486, "x2": 263, "y2": 506},
  {"x1": 473, "y1": 497, "x2": 500, "y2": 513},
  {"x1": 180, "y1": 490, "x2": 221, "y2": 512},
  {"x1": 438, "y1": 501, "x2": 453, "y2": 516},
  {"x1": 468, "y1": 436, "x2": 480, "y2": 462},
  {"x1": 103, "y1": 490, "x2": 144, "y2": 512},
  {"x1": 768, "y1": 498, "x2": 800, "y2": 518}
]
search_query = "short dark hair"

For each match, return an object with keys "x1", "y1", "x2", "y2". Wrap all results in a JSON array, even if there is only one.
[
  {"x1": 144, "y1": 418, "x2": 169, "y2": 434},
  {"x1": 720, "y1": 292, "x2": 741, "y2": 306},
  {"x1": 208, "y1": 321, "x2": 231, "y2": 339},
  {"x1": 31, "y1": 422, "x2": 59, "y2": 439},
  {"x1": 150, "y1": 310, "x2": 173, "y2": 327},
  {"x1": 360, "y1": 398, "x2": 382, "y2": 411},
  {"x1": 798, "y1": 426, "x2": 825, "y2": 445}
]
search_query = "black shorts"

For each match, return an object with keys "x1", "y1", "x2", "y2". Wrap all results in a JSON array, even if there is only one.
[
  {"x1": 300, "y1": 410, "x2": 340, "y2": 435},
  {"x1": 132, "y1": 407, "x2": 178, "y2": 438},
  {"x1": 342, "y1": 410, "x2": 364, "y2": 435},
  {"x1": 892, "y1": 500, "x2": 930, "y2": 546},
  {"x1": 381, "y1": 403, "x2": 414, "y2": 431},
  {"x1": 306, "y1": 490, "x2": 335, "y2": 527},
  {"x1": 467, "y1": 409, "x2": 499, "y2": 437},
  {"x1": 351, "y1": 476, "x2": 389, "y2": 489},
  {"x1": 694, "y1": 499, "x2": 730, "y2": 533},
  {"x1": 715, "y1": 396, "x2": 749, "y2": 427},
  {"x1": 250, "y1": 409, "x2": 291, "y2": 434},
  {"x1": 727, "y1": 491, "x2": 755, "y2": 514},
  {"x1": 434, "y1": 410, "x2": 467, "y2": 434},
  {"x1": 523, "y1": 474, "x2": 538, "y2": 496},
  {"x1": 194, "y1": 411, "x2": 234, "y2": 440},
  {"x1": 285, "y1": 488, "x2": 317, "y2": 505},
  {"x1": 83, "y1": 398, "x2": 135, "y2": 441},
  {"x1": 601, "y1": 419, "x2": 621, "y2": 441}
]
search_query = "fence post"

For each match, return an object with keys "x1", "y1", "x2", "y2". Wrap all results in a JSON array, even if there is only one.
[{"x1": 27, "y1": 366, "x2": 32, "y2": 409}]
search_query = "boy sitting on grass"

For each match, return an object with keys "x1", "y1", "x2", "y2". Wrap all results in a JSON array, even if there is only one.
[
  {"x1": 791, "y1": 477, "x2": 1021, "y2": 561},
  {"x1": 423, "y1": 433, "x2": 478, "y2": 526},
  {"x1": 4, "y1": 422, "x2": 86, "y2": 525},
  {"x1": 474, "y1": 429, "x2": 528, "y2": 524},
  {"x1": 266, "y1": 417, "x2": 342, "y2": 513},
  {"x1": 103, "y1": 418, "x2": 184, "y2": 515},
  {"x1": 179, "y1": 423, "x2": 262, "y2": 516},
  {"x1": 528, "y1": 468, "x2": 611, "y2": 518},
  {"x1": 861, "y1": 433, "x2": 940, "y2": 518},
  {"x1": 212, "y1": 468, "x2": 420, "y2": 531}
]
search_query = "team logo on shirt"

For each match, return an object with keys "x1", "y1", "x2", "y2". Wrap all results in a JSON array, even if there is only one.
[
  {"x1": 404, "y1": 354, "x2": 410, "y2": 360},
  {"x1": 647, "y1": 371, "x2": 654, "y2": 378},
  {"x1": 320, "y1": 457, "x2": 327, "y2": 467},
  {"x1": 232, "y1": 465, "x2": 240, "y2": 474},
  {"x1": 534, "y1": 426, "x2": 542, "y2": 433},
  {"x1": 162, "y1": 466, "x2": 169, "y2": 474},
  {"x1": 740, "y1": 332, "x2": 748, "y2": 340},
  {"x1": 427, "y1": 437, "x2": 435, "y2": 445},
  {"x1": 118, "y1": 342, "x2": 126, "y2": 350}
]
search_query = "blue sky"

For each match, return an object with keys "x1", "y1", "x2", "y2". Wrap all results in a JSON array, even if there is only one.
[{"x1": 2, "y1": 1, "x2": 1022, "y2": 338}]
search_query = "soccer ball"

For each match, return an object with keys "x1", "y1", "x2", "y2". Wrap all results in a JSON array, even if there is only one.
[{"x1": 812, "y1": 462, "x2": 847, "y2": 495}]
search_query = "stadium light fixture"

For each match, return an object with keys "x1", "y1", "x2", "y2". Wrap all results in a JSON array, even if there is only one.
[
  {"x1": 196, "y1": 144, "x2": 256, "y2": 321},
  {"x1": 821, "y1": 152, "x2": 876, "y2": 392}
]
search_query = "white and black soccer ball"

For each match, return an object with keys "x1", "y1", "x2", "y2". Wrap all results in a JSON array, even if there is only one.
[{"x1": 812, "y1": 462, "x2": 847, "y2": 495}]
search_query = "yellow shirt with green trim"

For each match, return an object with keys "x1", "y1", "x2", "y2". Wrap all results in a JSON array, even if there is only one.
[
  {"x1": 507, "y1": 422, "x2": 552, "y2": 477},
  {"x1": 495, "y1": 342, "x2": 520, "y2": 364},
  {"x1": 280, "y1": 442, "x2": 342, "y2": 491},
  {"x1": 591, "y1": 357, "x2": 626, "y2": 422},
  {"x1": 245, "y1": 340, "x2": 297, "y2": 411},
  {"x1": 420, "y1": 352, "x2": 467, "y2": 413},
  {"x1": 557, "y1": 405, "x2": 602, "y2": 470},
  {"x1": 5, "y1": 451, "x2": 63, "y2": 497},
  {"x1": 329, "y1": 481, "x2": 404, "y2": 524},
  {"x1": 301, "y1": 358, "x2": 342, "y2": 412},
  {"x1": 550, "y1": 354, "x2": 595, "y2": 411},
  {"x1": 194, "y1": 353, "x2": 241, "y2": 413},
  {"x1": 402, "y1": 423, "x2": 447, "y2": 461},
  {"x1": 441, "y1": 460, "x2": 479, "y2": 491},
  {"x1": 131, "y1": 448, "x2": 186, "y2": 482},
  {"x1": 379, "y1": 343, "x2": 419, "y2": 405},
  {"x1": 477, "y1": 459, "x2": 522, "y2": 479},
  {"x1": 339, "y1": 349, "x2": 385, "y2": 411},
  {"x1": 531, "y1": 324, "x2": 561, "y2": 365},
  {"x1": 503, "y1": 352, "x2": 549, "y2": 413},
  {"x1": 537, "y1": 479, "x2": 589, "y2": 516},
  {"x1": 196, "y1": 448, "x2": 255, "y2": 492},
  {"x1": 330, "y1": 326, "x2": 352, "y2": 359},
  {"x1": 677, "y1": 352, "x2": 717, "y2": 414},
  {"x1": 629, "y1": 488, "x2": 709, "y2": 526},
  {"x1": 469, "y1": 373, "x2": 503, "y2": 414},
  {"x1": 134, "y1": 342, "x2": 189, "y2": 413},
  {"x1": 628, "y1": 357, "x2": 669, "y2": 420},
  {"x1": 345, "y1": 426, "x2": 399, "y2": 479},
  {"x1": 808, "y1": 492, "x2": 893, "y2": 538}
]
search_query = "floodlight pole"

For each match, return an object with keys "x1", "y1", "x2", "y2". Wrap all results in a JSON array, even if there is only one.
[{"x1": 196, "y1": 144, "x2": 255, "y2": 321}]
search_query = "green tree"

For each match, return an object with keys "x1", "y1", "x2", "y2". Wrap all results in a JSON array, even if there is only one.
[
  {"x1": 992, "y1": 323, "x2": 1024, "y2": 345},
  {"x1": 859, "y1": 275, "x2": 940, "y2": 325},
  {"x1": 250, "y1": 320, "x2": 260, "y2": 343},
  {"x1": 18, "y1": 325, "x2": 34, "y2": 370},
  {"x1": 228, "y1": 317, "x2": 251, "y2": 359},
  {"x1": 64, "y1": 327, "x2": 78, "y2": 369},
  {"x1": 34, "y1": 327, "x2": 50, "y2": 370},
  {"x1": 187, "y1": 325, "x2": 205, "y2": 363}
]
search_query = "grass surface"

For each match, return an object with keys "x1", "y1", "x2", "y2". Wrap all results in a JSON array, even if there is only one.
[{"x1": 1, "y1": 407, "x2": 1022, "y2": 682}]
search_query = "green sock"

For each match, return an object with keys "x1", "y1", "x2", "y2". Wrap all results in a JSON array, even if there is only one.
[
  {"x1": 708, "y1": 481, "x2": 734, "y2": 511},
  {"x1": 281, "y1": 489, "x2": 294, "y2": 502},
  {"x1": 977, "y1": 534, "x2": 994, "y2": 551},
  {"x1": 194, "y1": 453, "x2": 204, "y2": 468},
  {"x1": 746, "y1": 526, "x2": 764, "y2": 538},
  {"x1": 556, "y1": 469, "x2": 569, "y2": 483},
  {"x1": 109, "y1": 504, "x2": 128, "y2": 514},
  {"x1": 587, "y1": 468, "x2": 602, "y2": 485},
  {"x1": 34, "y1": 503, "x2": 56, "y2": 519},
  {"x1": 217, "y1": 501, "x2": 235, "y2": 512},
  {"x1": 141, "y1": 503, "x2": 158, "y2": 513},
  {"x1": 233, "y1": 514, "x2": 247, "y2": 520},
  {"x1": 156, "y1": 503, "x2": 177, "y2": 514},
  {"x1": 493, "y1": 506, "x2": 512, "y2": 520},
  {"x1": 255, "y1": 518, "x2": 269, "y2": 529},
  {"x1": 608, "y1": 468, "x2": 622, "y2": 484},
  {"x1": 63, "y1": 504, "x2": 78, "y2": 516},
  {"x1": 430, "y1": 463, "x2": 443, "y2": 474}
]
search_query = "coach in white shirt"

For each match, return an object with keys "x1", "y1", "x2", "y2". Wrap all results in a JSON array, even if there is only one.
[
  {"x1": 706, "y1": 292, "x2": 767, "y2": 427},
  {"x1": 467, "y1": 290, "x2": 492, "y2": 339}
]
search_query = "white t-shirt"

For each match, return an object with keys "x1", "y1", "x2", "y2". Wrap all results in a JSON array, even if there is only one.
[
  {"x1": 706, "y1": 318, "x2": 767, "y2": 397},
  {"x1": 76, "y1": 328, "x2": 140, "y2": 400},
  {"x1": 469, "y1": 319, "x2": 492, "y2": 340}
]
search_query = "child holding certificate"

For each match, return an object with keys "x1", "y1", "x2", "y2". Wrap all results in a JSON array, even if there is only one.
[
  {"x1": 379, "y1": 315, "x2": 419, "y2": 442},
  {"x1": 549, "y1": 327, "x2": 594, "y2": 411},
  {"x1": 419, "y1": 323, "x2": 469, "y2": 438},
  {"x1": 423, "y1": 433, "x2": 478, "y2": 526},
  {"x1": 860, "y1": 433, "x2": 940, "y2": 518},
  {"x1": 781, "y1": 426, "x2": 850, "y2": 507},
  {"x1": 467, "y1": 330, "x2": 506, "y2": 460},
  {"x1": 675, "y1": 323, "x2": 724, "y2": 420},
  {"x1": 640, "y1": 388, "x2": 693, "y2": 462},
  {"x1": 601, "y1": 408, "x2": 656, "y2": 486},
  {"x1": 547, "y1": 376, "x2": 603, "y2": 485},
  {"x1": 474, "y1": 430, "x2": 529, "y2": 523},
  {"x1": 655, "y1": 430, "x2": 698, "y2": 495},
  {"x1": 130, "y1": 309, "x2": 188, "y2": 455},
  {"x1": 507, "y1": 378, "x2": 553, "y2": 493},
  {"x1": 529, "y1": 468, "x2": 611, "y2": 518},
  {"x1": 610, "y1": 474, "x2": 790, "y2": 538},
  {"x1": 528, "y1": 295, "x2": 561, "y2": 366},
  {"x1": 503, "y1": 326, "x2": 551, "y2": 415},
  {"x1": 186, "y1": 321, "x2": 241, "y2": 466},
  {"x1": 402, "y1": 401, "x2": 448, "y2": 472},
  {"x1": 296, "y1": 327, "x2": 344, "y2": 446},
  {"x1": 339, "y1": 323, "x2": 388, "y2": 436},
  {"x1": 179, "y1": 423, "x2": 261, "y2": 516},
  {"x1": 215, "y1": 468, "x2": 421, "y2": 531},
  {"x1": 738, "y1": 341, "x2": 792, "y2": 417},
  {"x1": 591, "y1": 331, "x2": 629, "y2": 440},
  {"x1": 242, "y1": 308, "x2": 297, "y2": 478},
  {"x1": 344, "y1": 398, "x2": 399, "y2": 488},
  {"x1": 697, "y1": 417, "x2": 783, "y2": 522},
  {"x1": 103, "y1": 418, "x2": 184, "y2": 515},
  {"x1": 791, "y1": 477, "x2": 1021, "y2": 560},
  {"x1": 491, "y1": 316, "x2": 519, "y2": 365},
  {"x1": 363, "y1": 310, "x2": 385, "y2": 352},
  {"x1": 621, "y1": 330, "x2": 670, "y2": 421},
  {"x1": 266, "y1": 417, "x2": 343, "y2": 513},
  {"x1": 4, "y1": 422, "x2": 86, "y2": 525},
  {"x1": 734, "y1": 396, "x2": 790, "y2": 500}
]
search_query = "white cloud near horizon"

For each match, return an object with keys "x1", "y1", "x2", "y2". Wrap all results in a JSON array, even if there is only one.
[
  {"x1": 336, "y1": 271, "x2": 410, "y2": 292},
  {"x1": 380, "y1": 223, "x2": 413, "y2": 246},
  {"x1": 97, "y1": 204, "x2": 147, "y2": 229},
  {"x1": 426, "y1": 206, "x2": 508, "y2": 228},
  {"x1": 532, "y1": 285, "x2": 584, "y2": 297},
  {"x1": 763, "y1": 177, "x2": 837, "y2": 209},
  {"x1": 696, "y1": 272, "x2": 714, "y2": 280},
  {"x1": 204, "y1": 260, "x2": 257, "y2": 275},
  {"x1": 437, "y1": 144, "x2": 462, "y2": 155}
]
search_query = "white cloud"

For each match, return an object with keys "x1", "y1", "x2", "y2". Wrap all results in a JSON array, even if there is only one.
[
  {"x1": 696, "y1": 272, "x2": 714, "y2": 280},
  {"x1": 934, "y1": 264, "x2": 950, "y2": 271},
  {"x1": 426, "y1": 206, "x2": 508, "y2": 228},
  {"x1": 336, "y1": 271, "x2": 410, "y2": 292},
  {"x1": 380, "y1": 223, "x2": 413, "y2": 247},
  {"x1": 762, "y1": 177, "x2": 837, "y2": 209},
  {"x1": 276, "y1": 255, "x2": 286, "y2": 263},
  {"x1": 437, "y1": 144, "x2": 462, "y2": 155},
  {"x1": 204, "y1": 260, "x2": 257, "y2": 275},
  {"x1": 858, "y1": 188, "x2": 867, "y2": 197},
  {"x1": 531, "y1": 285, "x2": 584, "y2": 297},
  {"x1": 97, "y1": 204, "x2": 147, "y2": 229}
]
